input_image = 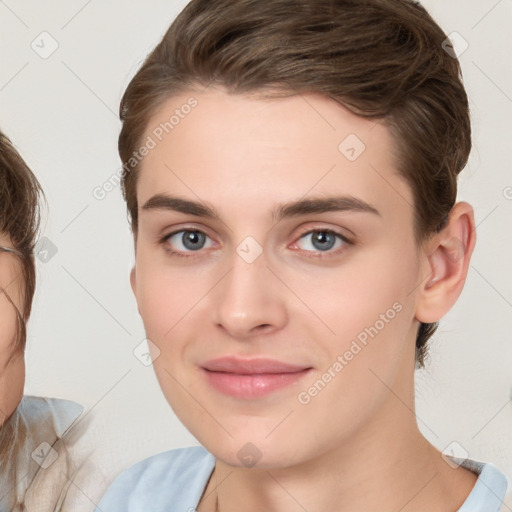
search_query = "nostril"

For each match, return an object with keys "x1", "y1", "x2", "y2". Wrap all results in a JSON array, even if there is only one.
[{"x1": 256, "y1": 323, "x2": 272, "y2": 332}]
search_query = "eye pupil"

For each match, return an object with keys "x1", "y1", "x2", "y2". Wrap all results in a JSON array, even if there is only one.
[
  {"x1": 312, "y1": 231, "x2": 336, "y2": 251},
  {"x1": 182, "y1": 231, "x2": 205, "y2": 250}
]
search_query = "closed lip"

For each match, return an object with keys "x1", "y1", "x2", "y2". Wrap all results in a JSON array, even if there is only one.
[
  {"x1": 201, "y1": 357, "x2": 311, "y2": 374},
  {"x1": 201, "y1": 356, "x2": 312, "y2": 399}
]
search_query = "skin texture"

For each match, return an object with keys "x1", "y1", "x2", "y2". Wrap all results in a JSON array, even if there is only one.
[
  {"x1": 130, "y1": 87, "x2": 477, "y2": 512},
  {"x1": 0, "y1": 233, "x2": 25, "y2": 426}
]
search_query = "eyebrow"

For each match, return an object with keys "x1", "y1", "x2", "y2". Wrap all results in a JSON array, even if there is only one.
[
  {"x1": 141, "y1": 194, "x2": 380, "y2": 221},
  {"x1": 274, "y1": 196, "x2": 380, "y2": 221},
  {"x1": 142, "y1": 195, "x2": 216, "y2": 217}
]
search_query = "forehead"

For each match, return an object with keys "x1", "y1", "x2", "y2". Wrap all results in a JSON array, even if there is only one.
[{"x1": 137, "y1": 87, "x2": 413, "y2": 222}]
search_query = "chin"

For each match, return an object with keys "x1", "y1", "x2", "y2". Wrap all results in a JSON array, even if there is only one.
[
  {"x1": 0, "y1": 391, "x2": 22, "y2": 426},
  {"x1": 196, "y1": 429, "x2": 303, "y2": 470}
]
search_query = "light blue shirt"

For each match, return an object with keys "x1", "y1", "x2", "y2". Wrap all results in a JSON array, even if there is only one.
[{"x1": 96, "y1": 446, "x2": 508, "y2": 512}]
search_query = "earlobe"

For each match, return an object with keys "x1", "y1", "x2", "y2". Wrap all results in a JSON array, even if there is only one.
[{"x1": 415, "y1": 202, "x2": 476, "y2": 323}]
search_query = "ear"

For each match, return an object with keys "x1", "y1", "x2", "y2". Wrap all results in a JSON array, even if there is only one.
[
  {"x1": 415, "y1": 202, "x2": 476, "y2": 323},
  {"x1": 130, "y1": 265, "x2": 142, "y2": 315},
  {"x1": 130, "y1": 265, "x2": 137, "y2": 297}
]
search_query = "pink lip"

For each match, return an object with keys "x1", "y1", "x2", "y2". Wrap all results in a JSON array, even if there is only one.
[{"x1": 201, "y1": 357, "x2": 312, "y2": 399}]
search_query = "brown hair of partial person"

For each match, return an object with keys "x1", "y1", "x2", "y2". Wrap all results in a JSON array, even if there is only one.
[
  {"x1": 0, "y1": 130, "x2": 44, "y2": 349},
  {"x1": 117, "y1": 0, "x2": 471, "y2": 367}
]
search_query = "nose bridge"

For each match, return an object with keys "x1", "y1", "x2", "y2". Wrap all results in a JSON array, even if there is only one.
[{"x1": 213, "y1": 247, "x2": 287, "y2": 337}]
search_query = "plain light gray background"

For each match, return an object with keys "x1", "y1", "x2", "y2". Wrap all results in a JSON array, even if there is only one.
[{"x1": 1, "y1": 0, "x2": 511, "y2": 504}]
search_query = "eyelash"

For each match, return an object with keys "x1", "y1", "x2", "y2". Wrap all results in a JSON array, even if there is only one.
[
  {"x1": 292, "y1": 229, "x2": 353, "y2": 259},
  {"x1": 159, "y1": 227, "x2": 353, "y2": 260},
  {"x1": 159, "y1": 229, "x2": 213, "y2": 259}
]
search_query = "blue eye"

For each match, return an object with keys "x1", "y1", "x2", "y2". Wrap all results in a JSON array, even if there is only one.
[
  {"x1": 165, "y1": 230, "x2": 213, "y2": 252},
  {"x1": 296, "y1": 230, "x2": 346, "y2": 252}
]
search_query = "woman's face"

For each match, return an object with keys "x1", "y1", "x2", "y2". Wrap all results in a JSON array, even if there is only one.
[
  {"x1": 0, "y1": 234, "x2": 25, "y2": 425},
  {"x1": 130, "y1": 88, "x2": 428, "y2": 468}
]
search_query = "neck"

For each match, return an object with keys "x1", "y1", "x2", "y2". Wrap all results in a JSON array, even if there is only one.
[{"x1": 205, "y1": 422, "x2": 475, "y2": 512}]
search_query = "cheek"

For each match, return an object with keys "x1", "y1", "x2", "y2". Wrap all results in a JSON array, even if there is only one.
[
  {"x1": 0, "y1": 305, "x2": 24, "y2": 424},
  {"x1": 136, "y1": 254, "x2": 177, "y2": 324},
  {"x1": 295, "y1": 246, "x2": 417, "y2": 332},
  {"x1": 288, "y1": 244, "x2": 420, "y2": 383},
  {"x1": 0, "y1": 352, "x2": 24, "y2": 417},
  {"x1": 135, "y1": 260, "x2": 206, "y2": 350},
  {"x1": 0, "y1": 295, "x2": 18, "y2": 353},
  {"x1": 0, "y1": 261, "x2": 25, "y2": 314}
]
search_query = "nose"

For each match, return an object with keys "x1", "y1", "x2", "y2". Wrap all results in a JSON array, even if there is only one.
[{"x1": 212, "y1": 251, "x2": 288, "y2": 339}]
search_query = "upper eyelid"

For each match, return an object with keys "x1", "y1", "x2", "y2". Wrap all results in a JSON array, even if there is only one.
[
  {"x1": 161, "y1": 228, "x2": 217, "y2": 253},
  {"x1": 157, "y1": 213, "x2": 357, "y2": 237},
  {"x1": 162, "y1": 226, "x2": 216, "y2": 242},
  {"x1": 162, "y1": 225, "x2": 349, "y2": 239},
  {"x1": 162, "y1": 226, "x2": 351, "y2": 252},
  {"x1": 291, "y1": 225, "x2": 354, "y2": 248},
  {"x1": 291, "y1": 229, "x2": 351, "y2": 251},
  {"x1": 296, "y1": 226, "x2": 350, "y2": 238}
]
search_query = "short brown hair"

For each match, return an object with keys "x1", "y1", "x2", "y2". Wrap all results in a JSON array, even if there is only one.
[
  {"x1": 0, "y1": 130, "x2": 44, "y2": 349},
  {"x1": 118, "y1": 0, "x2": 471, "y2": 367}
]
